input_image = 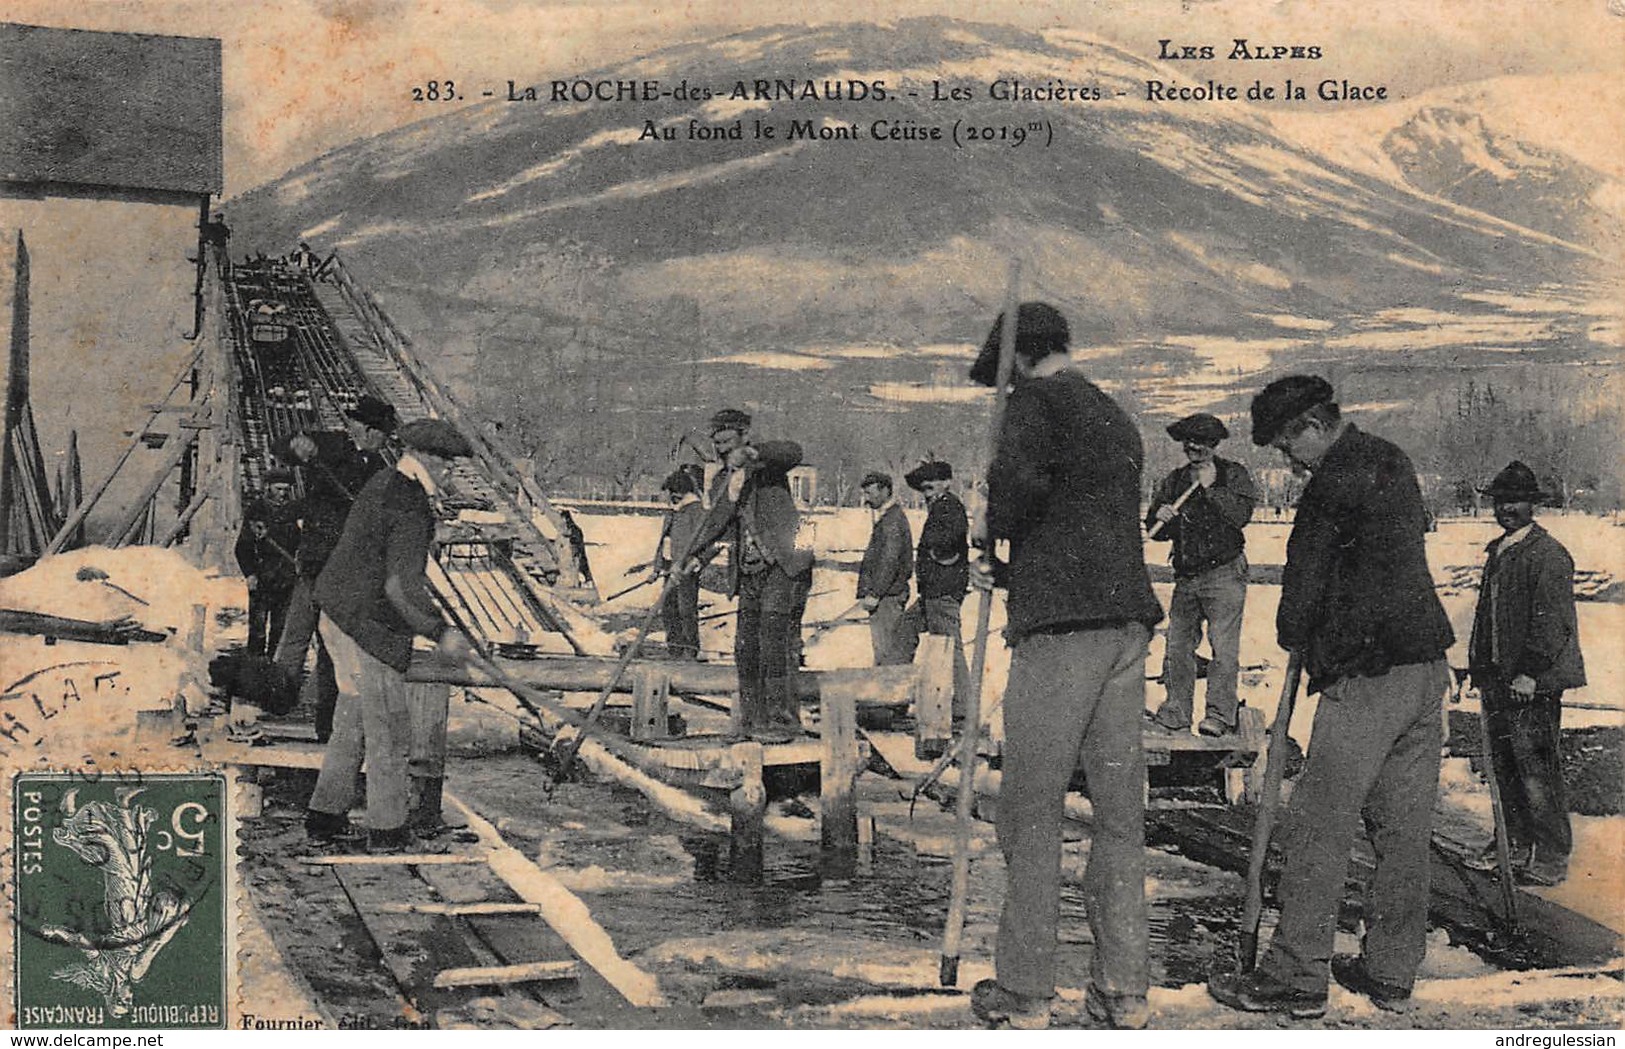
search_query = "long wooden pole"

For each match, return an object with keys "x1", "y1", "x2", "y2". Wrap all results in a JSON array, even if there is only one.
[
  {"x1": 1239, "y1": 651, "x2": 1303, "y2": 971},
  {"x1": 1477, "y1": 688, "x2": 1521, "y2": 931},
  {"x1": 1147, "y1": 479, "x2": 1202, "y2": 540},
  {"x1": 940, "y1": 260, "x2": 1021, "y2": 989}
]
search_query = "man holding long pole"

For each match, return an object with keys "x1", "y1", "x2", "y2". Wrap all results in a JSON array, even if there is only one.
[
  {"x1": 967, "y1": 302, "x2": 1163, "y2": 1031},
  {"x1": 1208, "y1": 375, "x2": 1453, "y2": 1017}
]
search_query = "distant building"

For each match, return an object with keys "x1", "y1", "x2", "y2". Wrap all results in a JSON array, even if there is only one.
[{"x1": 789, "y1": 465, "x2": 817, "y2": 508}]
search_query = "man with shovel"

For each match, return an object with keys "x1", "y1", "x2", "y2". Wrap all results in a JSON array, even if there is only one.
[
  {"x1": 1208, "y1": 375, "x2": 1453, "y2": 1017},
  {"x1": 967, "y1": 302, "x2": 1163, "y2": 1030}
]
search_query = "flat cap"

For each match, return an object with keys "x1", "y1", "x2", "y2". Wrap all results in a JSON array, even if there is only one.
[
  {"x1": 1167, "y1": 413, "x2": 1229, "y2": 445},
  {"x1": 398, "y1": 418, "x2": 474, "y2": 459},
  {"x1": 1479, "y1": 460, "x2": 1546, "y2": 501},
  {"x1": 860, "y1": 470, "x2": 893, "y2": 491},
  {"x1": 346, "y1": 395, "x2": 399, "y2": 433},
  {"x1": 970, "y1": 301, "x2": 1071, "y2": 387},
  {"x1": 1250, "y1": 375, "x2": 1334, "y2": 446},
  {"x1": 708, "y1": 408, "x2": 752, "y2": 434},
  {"x1": 904, "y1": 460, "x2": 953, "y2": 490}
]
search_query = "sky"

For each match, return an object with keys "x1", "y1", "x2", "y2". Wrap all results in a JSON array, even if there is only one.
[{"x1": 3, "y1": 0, "x2": 1621, "y2": 196}]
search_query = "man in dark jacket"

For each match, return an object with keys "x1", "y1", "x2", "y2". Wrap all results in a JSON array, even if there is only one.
[
  {"x1": 967, "y1": 303, "x2": 1163, "y2": 1031},
  {"x1": 857, "y1": 471, "x2": 913, "y2": 666},
  {"x1": 1210, "y1": 376, "x2": 1454, "y2": 1018},
  {"x1": 1466, "y1": 461, "x2": 1585, "y2": 886},
  {"x1": 234, "y1": 470, "x2": 301, "y2": 659},
  {"x1": 272, "y1": 396, "x2": 398, "y2": 741},
  {"x1": 654, "y1": 467, "x2": 706, "y2": 660},
  {"x1": 304, "y1": 419, "x2": 473, "y2": 853},
  {"x1": 1146, "y1": 413, "x2": 1256, "y2": 736},
  {"x1": 686, "y1": 409, "x2": 814, "y2": 743},
  {"x1": 903, "y1": 460, "x2": 971, "y2": 710}
]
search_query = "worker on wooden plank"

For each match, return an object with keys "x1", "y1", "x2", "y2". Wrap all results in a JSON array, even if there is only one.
[
  {"x1": 968, "y1": 303, "x2": 1163, "y2": 1031},
  {"x1": 857, "y1": 471, "x2": 914, "y2": 666},
  {"x1": 1209, "y1": 376, "x2": 1454, "y2": 1018},
  {"x1": 902, "y1": 459, "x2": 971, "y2": 714},
  {"x1": 234, "y1": 469, "x2": 300, "y2": 660},
  {"x1": 271, "y1": 395, "x2": 398, "y2": 741},
  {"x1": 653, "y1": 467, "x2": 705, "y2": 660},
  {"x1": 1145, "y1": 413, "x2": 1257, "y2": 737},
  {"x1": 304, "y1": 419, "x2": 475, "y2": 854},
  {"x1": 685, "y1": 408, "x2": 814, "y2": 743},
  {"x1": 1465, "y1": 460, "x2": 1585, "y2": 887}
]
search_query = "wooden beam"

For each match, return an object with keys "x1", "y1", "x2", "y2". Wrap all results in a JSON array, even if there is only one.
[
  {"x1": 375, "y1": 902, "x2": 544, "y2": 917},
  {"x1": 820, "y1": 693, "x2": 861, "y2": 877},
  {"x1": 729, "y1": 741, "x2": 765, "y2": 883},
  {"x1": 302, "y1": 853, "x2": 485, "y2": 866},
  {"x1": 913, "y1": 635, "x2": 954, "y2": 759},
  {"x1": 433, "y1": 960, "x2": 581, "y2": 989}
]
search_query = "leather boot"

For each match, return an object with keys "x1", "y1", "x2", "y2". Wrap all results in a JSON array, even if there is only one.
[{"x1": 409, "y1": 775, "x2": 447, "y2": 837}]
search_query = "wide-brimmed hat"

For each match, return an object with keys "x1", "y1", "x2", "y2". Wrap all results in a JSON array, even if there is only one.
[
  {"x1": 1479, "y1": 460, "x2": 1546, "y2": 502},
  {"x1": 346, "y1": 395, "x2": 399, "y2": 433},
  {"x1": 904, "y1": 460, "x2": 953, "y2": 490},
  {"x1": 398, "y1": 418, "x2": 473, "y2": 459},
  {"x1": 708, "y1": 408, "x2": 752, "y2": 435},
  {"x1": 1167, "y1": 413, "x2": 1229, "y2": 445},
  {"x1": 860, "y1": 471, "x2": 892, "y2": 491},
  {"x1": 970, "y1": 302, "x2": 1071, "y2": 387},
  {"x1": 1251, "y1": 375, "x2": 1335, "y2": 446}
]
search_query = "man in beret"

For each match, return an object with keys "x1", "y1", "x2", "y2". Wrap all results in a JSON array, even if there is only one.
[
  {"x1": 235, "y1": 469, "x2": 301, "y2": 660},
  {"x1": 304, "y1": 418, "x2": 475, "y2": 853},
  {"x1": 1466, "y1": 461, "x2": 1584, "y2": 886},
  {"x1": 686, "y1": 409, "x2": 814, "y2": 743},
  {"x1": 653, "y1": 467, "x2": 706, "y2": 660},
  {"x1": 271, "y1": 394, "x2": 399, "y2": 741},
  {"x1": 857, "y1": 471, "x2": 914, "y2": 666},
  {"x1": 1209, "y1": 376, "x2": 1453, "y2": 1017},
  {"x1": 968, "y1": 302, "x2": 1163, "y2": 1031},
  {"x1": 1146, "y1": 413, "x2": 1256, "y2": 736},
  {"x1": 903, "y1": 460, "x2": 971, "y2": 708}
]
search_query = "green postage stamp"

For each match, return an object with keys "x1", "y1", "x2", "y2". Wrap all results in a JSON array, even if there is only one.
[{"x1": 12, "y1": 773, "x2": 226, "y2": 1029}]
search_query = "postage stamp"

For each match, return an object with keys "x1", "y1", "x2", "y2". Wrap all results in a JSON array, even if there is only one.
[{"x1": 12, "y1": 773, "x2": 226, "y2": 1029}]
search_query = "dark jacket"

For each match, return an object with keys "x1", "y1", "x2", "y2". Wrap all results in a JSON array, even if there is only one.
[
  {"x1": 916, "y1": 490, "x2": 969, "y2": 600},
  {"x1": 314, "y1": 468, "x2": 445, "y2": 672},
  {"x1": 1277, "y1": 424, "x2": 1453, "y2": 694},
  {"x1": 1468, "y1": 523, "x2": 1586, "y2": 692},
  {"x1": 1145, "y1": 457, "x2": 1255, "y2": 577},
  {"x1": 986, "y1": 369, "x2": 1163, "y2": 642},
  {"x1": 655, "y1": 497, "x2": 706, "y2": 573},
  {"x1": 273, "y1": 431, "x2": 388, "y2": 577},
  {"x1": 858, "y1": 503, "x2": 912, "y2": 600},
  {"x1": 691, "y1": 440, "x2": 814, "y2": 593},
  {"x1": 234, "y1": 504, "x2": 300, "y2": 593}
]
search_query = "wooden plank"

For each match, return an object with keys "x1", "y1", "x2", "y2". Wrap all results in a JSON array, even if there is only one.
[
  {"x1": 820, "y1": 694, "x2": 860, "y2": 876},
  {"x1": 912, "y1": 635, "x2": 954, "y2": 759},
  {"x1": 433, "y1": 960, "x2": 581, "y2": 989},
  {"x1": 376, "y1": 902, "x2": 544, "y2": 916},
  {"x1": 332, "y1": 861, "x2": 485, "y2": 1015},
  {"x1": 730, "y1": 741, "x2": 766, "y2": 883},
  {"x1": 303, "y1": 853, "x2": 485, "y2": 866}
]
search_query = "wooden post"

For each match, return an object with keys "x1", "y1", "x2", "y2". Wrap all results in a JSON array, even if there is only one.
[
  {"x1": 820, "y1": 691, "x2": 860, "y2": 878},
  {"x1": 630, "y1": 665, "x2": 671, "y2": 741},
  {"x1": 913, "y1": 634, "x2": 955, "y2": 760},
  {"x1": 728, "y1": 741, "x2": 765, "y2": 883}
]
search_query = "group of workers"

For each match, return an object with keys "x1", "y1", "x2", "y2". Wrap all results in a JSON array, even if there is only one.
[{"x1": 239, "y1": 298, "x2": 1586, "y2": 1026}]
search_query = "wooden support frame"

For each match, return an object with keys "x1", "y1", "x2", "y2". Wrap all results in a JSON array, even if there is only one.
[
  {"x1": 629, "y1": 664, "x2": 672, "y2": 741},
  {"x1": 819, "y1": 693, "x2": 861, "y2": 878},
  {"x1": 728, "y1": 741, "x2": 766, "y2": 883},
  {"x1": 912, "y1": 635, "x2": 955, "y2": 760}
]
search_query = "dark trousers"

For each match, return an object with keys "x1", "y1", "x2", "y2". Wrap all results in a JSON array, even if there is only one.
[
  {"x1": 1259, "y1": 660, "x2": 1451, "y2": 994},
  {"x1": 1483, "y1": 682, "x2": 1571, "y2": 864},
  {"x1": 734, "y1": 566, "x2": 811, "y2": 733},
  {"x1": 1159, "y1": 555, "x2": 1247, "y2": 726},
  {"x1": 246, "y1": 586, "x2": 293, "y2": 661},
  {"x1": 996, "y1": 624, "x2": 1151, "y2": 1001},
  {"x1": 274, "y1": 576, "x2": 340, "y2": 742},
  {"x1": 662, "y1": 571, "x2": 701, "y2": 659},
  {"x1": 867, "y1": 593, "x2": 913, "y2": 666}
]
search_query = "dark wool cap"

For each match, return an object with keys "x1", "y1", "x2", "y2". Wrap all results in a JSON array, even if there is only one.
[
  {"x1": 661, "y1": 467, "x2": 699, "y2": 495},
  {"x1": 1167, "y1": 412, "x2": 1229, "y2": 445},
  {"x1": 860, "y1": 471, "x2": 893, "y2": 491},
  {"x1": 398, "y1": 418, "x2": 474, "y2": 459},
  {"x1": 969, "y1": 301, "x2": 1071, "y2": 387},
  {"x1": 346, "y1": 395, "x2": 399, "y2": 433},
  {"x1": 904, "y1": 460, "x2": 953, "y2": 490},
  {"x1": 709, "y1": 408, "x2": 752, "y2": 434},
  {"x1": 1250, "y1": 375, "x2": 1335, "y2": 446},
  {"x1": 1479, "y1": 460, "x2": 1546, "y2": 501}
]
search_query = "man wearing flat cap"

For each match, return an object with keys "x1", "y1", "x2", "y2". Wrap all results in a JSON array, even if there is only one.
[
  {"x1": 653, "y1": 467, "x2": 706, "y2": 660},
  {"x1": 686, "y1": 409, "x2": 814, "y2": 743},
  {"x1": 1466, "y1": 461, "x2": 1584, "y2": 887},
  {"x1": 305, "y1": 418, "x2": 475, "y2": 853},
  {"x1": 271, "y1": 394, "x2": 399, "y2": 741},
  {"x1": 857, "y1": 471, "x2": 914, "y2": 666},
  {"x1": 903, "y1": 460, "x2": 971, "y2": 707},
  {"x1": 1146, "y1": 412, "x2": 1256, "y2": 736},
  {"x1": 1209, "y1": 376, "x2": 1453, "y2": 1018},
  {"x1": 968, "y1": 302, "x2": 1163, "y2": 1031},
  {"x1": 235, "y1": 469, "x2": 301, "y2": 660}
]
